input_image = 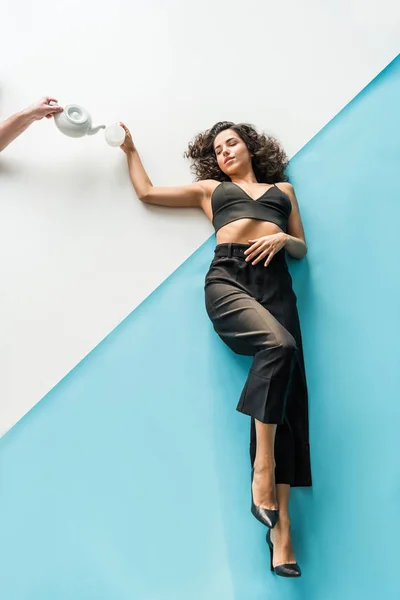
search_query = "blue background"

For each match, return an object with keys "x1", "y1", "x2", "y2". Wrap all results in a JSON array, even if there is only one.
[{"x1": 1, "y1": 55, "x2": 399, "y2": 599}]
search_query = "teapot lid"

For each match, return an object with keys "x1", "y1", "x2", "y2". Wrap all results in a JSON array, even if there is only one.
[{"x1": 64, "y1": 104, "x2": 89, "y2": 125}]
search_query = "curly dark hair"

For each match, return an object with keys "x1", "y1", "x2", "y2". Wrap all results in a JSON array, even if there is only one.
[{"x1": 184, "y1": 121, "x2": 289, "y2": 183}]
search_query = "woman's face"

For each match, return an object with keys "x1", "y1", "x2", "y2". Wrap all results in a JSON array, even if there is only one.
[{"x1": 214, "y1": 129, "x2": 251, "y2": 176}]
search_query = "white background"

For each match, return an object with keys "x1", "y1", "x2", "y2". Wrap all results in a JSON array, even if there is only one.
[{"x1": 1, "y1": 0, "x2": 399, "y2": 436}]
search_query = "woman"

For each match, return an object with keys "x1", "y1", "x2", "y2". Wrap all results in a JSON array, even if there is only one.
[{"x1": 119, "y1": 120, "x2": 311, "y2": 578}]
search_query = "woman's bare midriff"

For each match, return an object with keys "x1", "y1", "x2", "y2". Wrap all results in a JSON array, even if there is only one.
[{"x1": 216, "y1": 218, "x2": 283, "y2": 245}]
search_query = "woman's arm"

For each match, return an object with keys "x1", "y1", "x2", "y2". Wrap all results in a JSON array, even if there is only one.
[
  {"x1": 119, "y1": 123, "x2": 210, "y2": 209},
  {"x1": 277, "y1": 183, "x2": 308, "y2": 260},
  {"x1": 0, "y1": 97, "x2": 63, "y2": 152}
]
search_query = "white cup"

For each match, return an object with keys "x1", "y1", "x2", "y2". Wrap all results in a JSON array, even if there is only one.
[{"x1": 105, "y1": 123, "x2": 126, "y2": 147}]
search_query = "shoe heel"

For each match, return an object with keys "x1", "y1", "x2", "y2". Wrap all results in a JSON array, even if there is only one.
[
  {"x1": 266, "y1": 529, "x2": 274, "y2": 572},
  {"x1": 268, "y1": 545, "x2": 274, "y2": 572}
]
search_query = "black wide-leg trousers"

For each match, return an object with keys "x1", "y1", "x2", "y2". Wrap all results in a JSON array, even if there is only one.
[{"x1": 205, "y1": 243, "x2": 312, "y2": 487}]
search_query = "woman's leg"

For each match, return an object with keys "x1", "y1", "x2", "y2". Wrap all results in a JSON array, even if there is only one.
[
  {"x1": 253, "y1": 421, "x2": 278, "y2": 510},
  {"x1": 206, "y1": 284, "x2": 297, "y2": 424},
  {"x1": 271, "y1": 484, "x2": 297, "y2": 566},
  {"x1": 206, "y1": 282, "x2": 296, "y2": 510}
]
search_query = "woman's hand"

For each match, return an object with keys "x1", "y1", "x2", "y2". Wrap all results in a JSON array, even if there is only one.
[
  {"x1": 118, "y1": 122, "x2": 135, "y2": 155},
  {"x1": 244, "y1": 232, "x2": 288, "y2": 267},
  {"x1": 27, "y1": 97, "x2": 63, "y2": 120}
]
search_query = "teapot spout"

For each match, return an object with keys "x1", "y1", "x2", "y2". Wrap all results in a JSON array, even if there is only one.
[{"x1": 88, "y1": 124, "x2": 106, "y2": 136}]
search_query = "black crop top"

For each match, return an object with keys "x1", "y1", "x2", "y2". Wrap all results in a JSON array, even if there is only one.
[{"x1": 211, "y1": 182, "x2": 292, "y2": 233}]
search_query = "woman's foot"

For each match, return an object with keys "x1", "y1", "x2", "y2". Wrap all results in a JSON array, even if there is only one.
[
  {"x1": 252, "y1": 463, "x2": 278, "y2": 511},
  {"x1": 270, "y1": 516, "x2": 297, "y2": 567}
]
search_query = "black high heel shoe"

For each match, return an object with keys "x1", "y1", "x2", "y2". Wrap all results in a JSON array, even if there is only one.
[
  {"x1": 251, "y1": 468, "x2": 279, "y2": 529},
  {"x1": 266, "y1": 529, "x2": 302, "y2": 578}
]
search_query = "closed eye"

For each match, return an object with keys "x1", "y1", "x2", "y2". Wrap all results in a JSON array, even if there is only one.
[{"x1": 215, "y1": 137, "x2": 238, "y2": 155}]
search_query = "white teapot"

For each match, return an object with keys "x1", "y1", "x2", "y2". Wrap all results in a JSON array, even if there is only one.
[{"x1": 52, "y1": 102, "x2": 105, "y2": 138}]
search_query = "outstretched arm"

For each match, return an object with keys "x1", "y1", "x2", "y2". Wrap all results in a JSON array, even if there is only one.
[
  {"x1": 0, "y1": 97, "x2": 63, "y2": 153},
  {"x1": 119, "y1": 123, "x2": 210, "y2": 209}
]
